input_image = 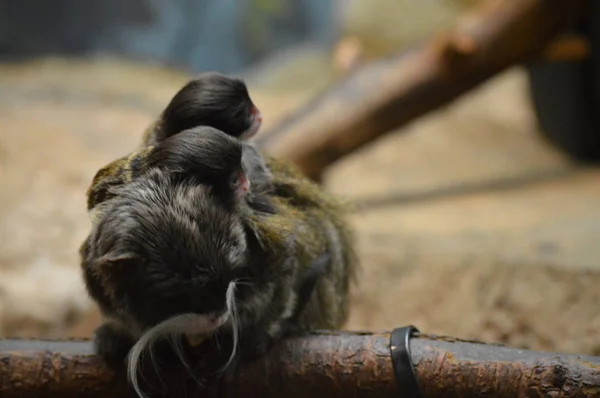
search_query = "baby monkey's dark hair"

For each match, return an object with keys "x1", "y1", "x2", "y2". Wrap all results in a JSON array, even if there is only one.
[
  {"x1": 145, "y1": 126, "x2": 247, "y2": 209},
  {"x1": 146, "y1": 126, "x2": 242, "y2": 176},
  {"x1": 158, "y1": 72, "x2": 256, "y2": 141}
]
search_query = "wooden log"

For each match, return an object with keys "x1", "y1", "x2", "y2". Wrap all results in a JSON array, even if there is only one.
[
  {"x1": 256, "y1": 0, "x2": 589, "y2": 180},
  {"x1": 0, "y1": 331, "x2": 599, "y2": 398},
  {"x1": 334, "y1": 34, "x2": 590, "y2": 76}
]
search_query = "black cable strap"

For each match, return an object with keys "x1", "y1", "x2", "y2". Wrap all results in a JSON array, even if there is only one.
[{"x1": 390, "y1": 325, "x2": 423, "y2": 398}]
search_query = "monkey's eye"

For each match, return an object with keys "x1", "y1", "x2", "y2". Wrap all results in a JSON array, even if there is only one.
[{"x1": 229, "y1": 171, "x2": 241, "y2": 188}]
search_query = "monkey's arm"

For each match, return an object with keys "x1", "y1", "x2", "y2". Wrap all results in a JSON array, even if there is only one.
[
  {"x1": 93, "y1": 322, "x2": 136, "y2": 371},
  {"x1": 224, "y1": 252, "x2": 330, "y2": 380},
  {"x1": 284, "y1": 253, "x2": 329, "y2": 335}
]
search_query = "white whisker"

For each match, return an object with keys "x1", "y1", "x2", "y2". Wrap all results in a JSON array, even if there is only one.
[
  {"x1": 147, "y1": 343, "x2": 166, "y2": 390},
  {"x1": 215, "y1": 281, "x2": 239, "y2": 373},
  {"x1": 213, "y1": 328, "x2": 222, "y2": 350},
  {"x1": 125, "y1": 282, "x2": 239, "y2": 397},
  {"x1": 126, "y1": 313, "x2": 224, "y2": 398},
  {"x1": 234, "y1": 280, "x2": 255, "y2": 289}
]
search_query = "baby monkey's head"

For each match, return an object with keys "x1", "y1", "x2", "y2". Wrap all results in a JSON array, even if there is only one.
[
  {"x1": 144, "y1": 125, "x2": 250, "y2": 203},
  {"x1": 158, "y1": 72, "x2": 262, "y2": 142}
]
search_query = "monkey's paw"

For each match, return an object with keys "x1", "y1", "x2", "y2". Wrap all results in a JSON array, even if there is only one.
[{"x1": 93, "y1": 323, "x2": 135, "y2": 371}]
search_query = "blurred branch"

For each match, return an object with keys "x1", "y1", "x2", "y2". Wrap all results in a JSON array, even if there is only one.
[
  {"x1": 1, "y1": 331, "x2": 599, "y2": 397},
  {"x1": 542, "y1": 33, "x2": 590, "y2": 61},
  {"x1": 256, "y1": 0, "x2": 589, "y2": 180}
]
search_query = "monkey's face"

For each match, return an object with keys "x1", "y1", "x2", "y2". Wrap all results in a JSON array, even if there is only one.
[
  {"x1": 86, "y1": 171, "x2": 253, "y2": 335},
  {"x1": 161, "y1": 72, "x2": 263, "y2": 141},
  {"x1": 239, "y1": 103, "x2": 262, "y2": 140},
  {"x1": 230, "y1": 167, "x2": 250, "y2": 201}
]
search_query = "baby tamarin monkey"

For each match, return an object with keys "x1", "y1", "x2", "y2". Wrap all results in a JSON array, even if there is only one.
[
  {"x1": 82, "y1": 127, "x2": 355, "y2": 397},
  {"x1": 87, "y1": 71, "x2": 271, "y2": 219},
  {"x1": 141, "y1": 72, "x2": 263, "y2": 145}
]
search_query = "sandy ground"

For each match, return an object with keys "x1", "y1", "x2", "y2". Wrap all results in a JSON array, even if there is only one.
[{"x1": 1, "y1": 57, "x2": 599, "y2": 356}]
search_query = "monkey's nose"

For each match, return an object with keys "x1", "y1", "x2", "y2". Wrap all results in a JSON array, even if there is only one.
[
  {"x1": 251, "y1": 106, "x2": 262, "y2": 124},
  {"x1": 239, "y1": 173, "x2": 250, "y2": 193}
]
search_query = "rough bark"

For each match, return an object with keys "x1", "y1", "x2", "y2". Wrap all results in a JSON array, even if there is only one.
[
  {"x1": 0, "y1": 331, "x2": 599, "y2": 398},
  {"x1": 256, "y1": 0, "x2": 589, "y2": 180}
]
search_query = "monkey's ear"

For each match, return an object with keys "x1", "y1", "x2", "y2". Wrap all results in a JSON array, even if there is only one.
[
  {"x1": 92, "y1": 252, "x2": 142, "y2": 280},
  {"x1": 98, "y1": 252, "x2": 139, "y2": 266}
]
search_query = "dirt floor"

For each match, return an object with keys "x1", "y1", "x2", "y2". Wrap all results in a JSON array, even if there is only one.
[{"x1": 1, "y1": 57, "x2": 599, "y2": 355}]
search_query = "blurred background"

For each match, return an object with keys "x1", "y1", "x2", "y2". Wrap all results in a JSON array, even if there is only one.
[{"x1": 1, "y1": 0, "x2": 599, "y2": 356}]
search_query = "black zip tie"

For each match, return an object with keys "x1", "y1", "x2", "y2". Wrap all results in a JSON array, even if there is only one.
[{"x1": 390, "y1": 325, "x2": 423, "y2": 398}]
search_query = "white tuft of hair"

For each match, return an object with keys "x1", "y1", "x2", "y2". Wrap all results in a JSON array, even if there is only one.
[
  {"x1": 126, "y1": 281, "x2": 238, "y2": 398},
  {"x1": 216, "y1": 281, "x2": 239, "y2": 373}
]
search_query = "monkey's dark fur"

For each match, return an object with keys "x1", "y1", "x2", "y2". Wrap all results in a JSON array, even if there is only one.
[
  {"x1": 81, "y1": 127, "x2": 357, "y2": 378},
  {"x1": 143, "y1": 72, "x2": 258, "y2": 145},
  {"x1": 81, "y1": 73, "x2": 357, "y2": 389}
]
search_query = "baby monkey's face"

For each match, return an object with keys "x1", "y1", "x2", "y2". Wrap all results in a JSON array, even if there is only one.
[
  {"x1": 230, "y1": 168, "x2": 250, "y2": 201},
  {"x1": 144, "y1": 126, "x2": 250, "y2": 207},
  {"x1": 239, "y1": 104, "x2": 262, "y2": 140}
]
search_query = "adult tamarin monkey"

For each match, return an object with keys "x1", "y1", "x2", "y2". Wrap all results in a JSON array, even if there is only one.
[
  {"x1": 81, "y1": 127, "x2": 357, "y2": 397},
  {"x1": 80, "y1": 74, "x2": 358, "y2": 397}
]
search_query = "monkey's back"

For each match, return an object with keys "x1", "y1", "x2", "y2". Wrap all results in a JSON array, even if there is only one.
[
  {"x1": 258, "y1": 155, "x2": 358, "y2": 331},
  {"x1": 86, "y1": 146, "x2": 154, "y2": 222},
  {"x1": 86, "y1": 117, "x2": 161, "y2": 216}
]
